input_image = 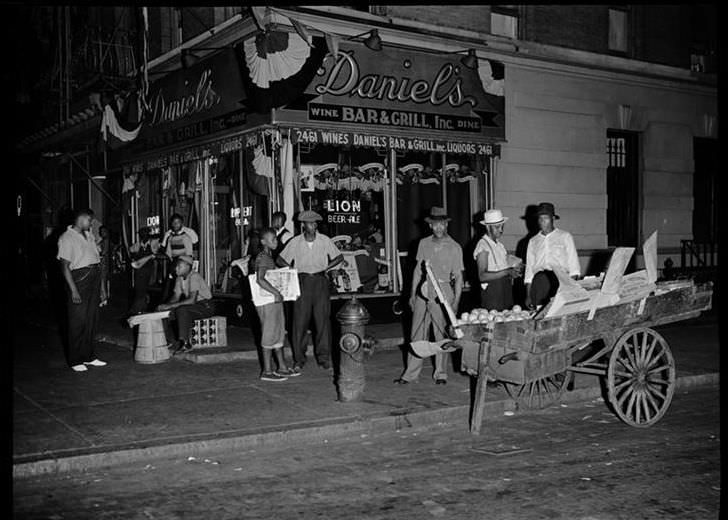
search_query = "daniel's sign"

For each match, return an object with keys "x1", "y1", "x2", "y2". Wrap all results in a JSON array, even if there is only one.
[{"x1": 300, "y1": 42, "x2": 504, "y2": 140}]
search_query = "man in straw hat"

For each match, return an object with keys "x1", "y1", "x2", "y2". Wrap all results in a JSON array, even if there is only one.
[
  {"x1": 474, "y1": 209, "x2": 523, "y2": 310},
  {"x1": 524, "y1": 202, "x2": 580, "y2": 309},
  {"x1": 394, "y1": 207, "x2": 464, "y2": 386},
  {"x1": 278, "y1": 210, "x2": 344, "y2": 371}
]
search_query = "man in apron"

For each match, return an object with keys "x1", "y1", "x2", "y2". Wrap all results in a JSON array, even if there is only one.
[{"x1": 474, "y1": 209, "x2": 522, "y2": 310}]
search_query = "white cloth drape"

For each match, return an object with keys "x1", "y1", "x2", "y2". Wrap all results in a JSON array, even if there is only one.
[
  {"x1": 100, "y1": 105, "x2": 141, "y2": 142},
  {"x1": 281, "y1": 137, "x2": 296, "y2": 236}
]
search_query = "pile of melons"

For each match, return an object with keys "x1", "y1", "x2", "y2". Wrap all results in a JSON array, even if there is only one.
[{"x1": 456, "y1": 305, "x2": 534, "y2": 326}]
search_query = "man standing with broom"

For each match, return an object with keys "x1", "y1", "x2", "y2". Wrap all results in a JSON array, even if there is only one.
[{"x1": 395, "y1": 207, "x2": 464, "y2": 386}]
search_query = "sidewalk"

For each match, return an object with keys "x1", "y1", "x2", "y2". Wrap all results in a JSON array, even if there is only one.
[{"x1": 13, "y1": 304, "x2": 719, "y2": 476}]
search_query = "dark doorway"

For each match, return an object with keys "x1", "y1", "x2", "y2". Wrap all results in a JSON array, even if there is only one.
[
  {"x1": 692, "y1": 137, "x2": 718, "y2": 243},
  {"x1": 606, "y1": 130, "x2": 640, "y2": 248}
]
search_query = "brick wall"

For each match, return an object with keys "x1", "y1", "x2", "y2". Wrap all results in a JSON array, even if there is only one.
[
  {"x1": 523, "y1": 5, "x2": 608, "y2": 54},
  {"x1": 637, "y1": 5, "x2": 692, "y2": 68},
  {"x1": 386, "y1": 5, "x2": 491, "y2": 34}
]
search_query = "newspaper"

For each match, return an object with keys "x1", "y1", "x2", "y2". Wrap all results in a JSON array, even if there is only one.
[{"x1": 248, "y1": 268, "x2": 301, "y2": 306}]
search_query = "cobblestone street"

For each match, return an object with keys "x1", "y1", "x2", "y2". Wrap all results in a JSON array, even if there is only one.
[{"x1": 14, "y1": 385, "x2": 719, "y2": 520}]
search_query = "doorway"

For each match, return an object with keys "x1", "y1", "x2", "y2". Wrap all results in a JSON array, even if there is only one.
[
  {"x1": 692, "y1": 137, "x2": 718, "y2": 243},
  {"x1": 606, "y1": 130, "x2": 640, "y2": 248}
]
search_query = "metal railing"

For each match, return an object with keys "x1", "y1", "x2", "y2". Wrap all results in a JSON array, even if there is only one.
[
  {"x1": 681, "y1": 240, "x2": 718, "y2": 269},
  {"x1": 72, "y1": 27, "x2": 137, "y2": 81}
]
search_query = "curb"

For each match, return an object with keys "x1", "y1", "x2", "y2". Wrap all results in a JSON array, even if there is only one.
[{"x1": 13, "y1": 372, "x2": 718, "y2": 479}]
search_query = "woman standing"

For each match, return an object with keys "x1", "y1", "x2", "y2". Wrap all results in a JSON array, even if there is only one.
[{"x1": 473, "y1": 209, "x2": 522, "y2": 311}]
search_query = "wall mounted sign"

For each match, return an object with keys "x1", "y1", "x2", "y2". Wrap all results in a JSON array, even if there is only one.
[
  {"x1": 122, "y1": 134, "x2": 249, "y2": 175},
  {"x1": 287, "y1": 42, "x2": 505, "y2": 141},
  {"x1": 136, "y1": 49, "x2": 247, "y2": 149},
  {"x1": 291, "y1": 127, "x2": 500, "y2": 156}
]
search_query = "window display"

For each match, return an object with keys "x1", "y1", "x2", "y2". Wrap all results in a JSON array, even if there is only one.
[{"x1": 298, "y1": 144, "x2": 389, "y2": 295}]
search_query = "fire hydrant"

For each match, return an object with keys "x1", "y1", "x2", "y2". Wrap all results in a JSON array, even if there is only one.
[{"x1": 336, "y1": 296, "x2": 374, "y2": 402}]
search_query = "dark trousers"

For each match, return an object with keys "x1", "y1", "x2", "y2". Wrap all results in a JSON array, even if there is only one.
[
  {"x1": 129, "y1": 266, "x2": 153, "y2": 315},
  {"x1": 530, "y1": 271, "x2": 559, "y2": 307},
  {"x1": 66, "y1": 264, "x2": 101, "y2": 366},
  {"x1": 292, "y1": 273, "x2": 331, "y2": 366},
  {"x1": 168, "y1": 300, "x2": 215, "y2": 341}
]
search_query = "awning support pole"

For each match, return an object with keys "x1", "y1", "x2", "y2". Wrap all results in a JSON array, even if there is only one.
[{"x1": 68, "y1": 153, "x2": 120, "y2": 207}]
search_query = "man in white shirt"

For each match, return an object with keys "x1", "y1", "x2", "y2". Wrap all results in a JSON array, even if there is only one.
[
  {"x1": 278, "y1": 210, "x2": 344, "y2": 371},
  {"x1": 524, "y1": 202, "x2": 580, "y2": 309},
  {"x1": 57, "y1": 208, "x2": 107, "y2": 372}
]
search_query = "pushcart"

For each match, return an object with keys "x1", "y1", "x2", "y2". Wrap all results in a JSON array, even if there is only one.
[{"x1": 463, "y1": 281, "x2": 713, "y2": 434}]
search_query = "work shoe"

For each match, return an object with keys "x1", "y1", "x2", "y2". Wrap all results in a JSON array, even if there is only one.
[
  {"x1": 393, "y1": 378, "x2": 409, "y2": 385},
  {"x1": 319, "y1": 361, "x2": 332, "y2": 370},
  {"x1": 435, "y1": 379, "x2": 447, "y2": 385},
  {"x1": 261, "y1": 372, "x2": 288, "y2": 382},
  {"x1": 71, "y1": 364, "x2": 88, "y2": 372},
  {"x1": 84, "y1": 359, "x2": 107, "y2": 367}
]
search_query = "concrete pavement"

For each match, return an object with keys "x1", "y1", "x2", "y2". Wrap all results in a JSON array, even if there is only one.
[
  {"x1": 13, "y1": 298, "x2": 719, "y2": 478},
  {"x1": 13, "y1": 385, "x2": 720, "y2": 519}
]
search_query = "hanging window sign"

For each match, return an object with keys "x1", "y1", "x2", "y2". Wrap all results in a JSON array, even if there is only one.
[
  {"x1": 324, "y1": 199, "x2": 362, "y2": 224},
  {"x1": 146, "y1": 215, "x2": 161, "y2": 235},
  {"x1": 290, "y1": 41, "x2": 505, "y2": 141},
  {"x1": 291, "y1": 127, "x2": 500, "y2": 157},
  {"x1": 230, "y1": 207, "x2": 241, "y2": 227}
]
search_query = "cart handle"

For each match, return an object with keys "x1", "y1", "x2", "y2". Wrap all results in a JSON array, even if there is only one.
[{"x1": 498, "y1": 352, "x2": 519, "y2": 365}]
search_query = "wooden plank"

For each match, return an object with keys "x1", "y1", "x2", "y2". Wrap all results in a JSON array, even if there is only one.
[
  {"x1": 424, "y1": 260, "x2": 463, "y2": 339},
  {"x1": 470, "y1": 340, "x2": 491, "y2": 435}
]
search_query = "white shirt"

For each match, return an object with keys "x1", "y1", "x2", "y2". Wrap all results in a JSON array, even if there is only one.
[
  {"x1": 524, "y1": 228, "x2": 580, "y2": 284},
  {"x1": 57, "y1": 226, "x2": 101, "y2": 270},
  {"x1": 473, "y1": 234, "x2": 508, "y2": 271}
]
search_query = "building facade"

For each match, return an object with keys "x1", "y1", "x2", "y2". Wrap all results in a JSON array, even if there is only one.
[{"x1": 15, "y1": 5, "x2": 718, "y2": 313}]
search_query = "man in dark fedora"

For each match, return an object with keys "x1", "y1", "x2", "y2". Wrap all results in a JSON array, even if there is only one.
[
  {"x1": 395, "y1": 207, "x2": 464, "y2": 386},
  {"x1": 278, "y1": 210, "x2": 344, "y2": 371},
  {"x1": 524, "y1": 202, "x2": 580, "y2": 309}
]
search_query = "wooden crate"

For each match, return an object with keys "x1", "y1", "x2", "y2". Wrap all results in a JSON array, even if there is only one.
[{"x1": 190, "y1": 316, "x2": 227, "y2": 348}]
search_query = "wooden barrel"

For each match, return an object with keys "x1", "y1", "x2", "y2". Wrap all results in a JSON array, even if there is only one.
[{"x1": 134, "y1": 319, "x2": 170, "y2": 364}]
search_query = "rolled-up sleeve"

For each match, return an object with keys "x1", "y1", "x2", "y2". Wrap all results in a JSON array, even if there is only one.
[
  {"x1": 524, "y1": 240, "x2": 535, "y2": 284},
  {"x1": 57, "y1": 235, "x2": 74, "y2": 264},
  {"x1": 280, "y1": 239, "x2": 295, "y2": 265},
  {"x1": 565, "y1": 233, "x2": 581, "y2": 277}
]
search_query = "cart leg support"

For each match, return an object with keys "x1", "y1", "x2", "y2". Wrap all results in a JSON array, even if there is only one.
[{"x1": 470, "y1": 340, "x2": 491, "y2": 435}]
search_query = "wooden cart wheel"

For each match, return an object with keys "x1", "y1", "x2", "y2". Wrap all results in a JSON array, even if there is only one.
[
  {"x1": 504, "y1": 371, "x2": 572, "y2": 410},
  {"x1": 607, "y1": 327, "x2": 676, "y2": 428}
]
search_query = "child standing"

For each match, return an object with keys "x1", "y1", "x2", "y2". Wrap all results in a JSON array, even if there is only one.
[{"x1": 255, "y1": 228, "x2": 300, "y2": 382}]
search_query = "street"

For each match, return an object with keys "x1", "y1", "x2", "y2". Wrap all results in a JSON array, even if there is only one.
[{"x1": 13, "y1": 384, "x2": 719, "y2": 520}]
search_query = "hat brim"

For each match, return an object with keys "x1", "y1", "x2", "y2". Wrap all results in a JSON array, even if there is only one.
[
  {"x1": 535, "y1": 210, "x2": 560, "y2": 219},
  {"x1": 299, "y1": 217, "x2": 322, "y2": 222},
  {"x1": 425, "y1": 216, "x2": 451, "y2": 223},
  {"x1": 480, "y1": 217, "x2": 508, "y2": 226}
]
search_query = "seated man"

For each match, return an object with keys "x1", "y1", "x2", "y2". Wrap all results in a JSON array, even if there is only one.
[{"x1": 156, "y1": 255, "x2": 214, "y2": 353}]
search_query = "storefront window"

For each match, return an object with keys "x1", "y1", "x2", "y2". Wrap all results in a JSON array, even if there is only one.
[
  {"x1": 299, "y1": 144, "x2": 390, "y2": 295},
  {"x1": 210, "y1": 152, "x2": 244, "y2": 294}
]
